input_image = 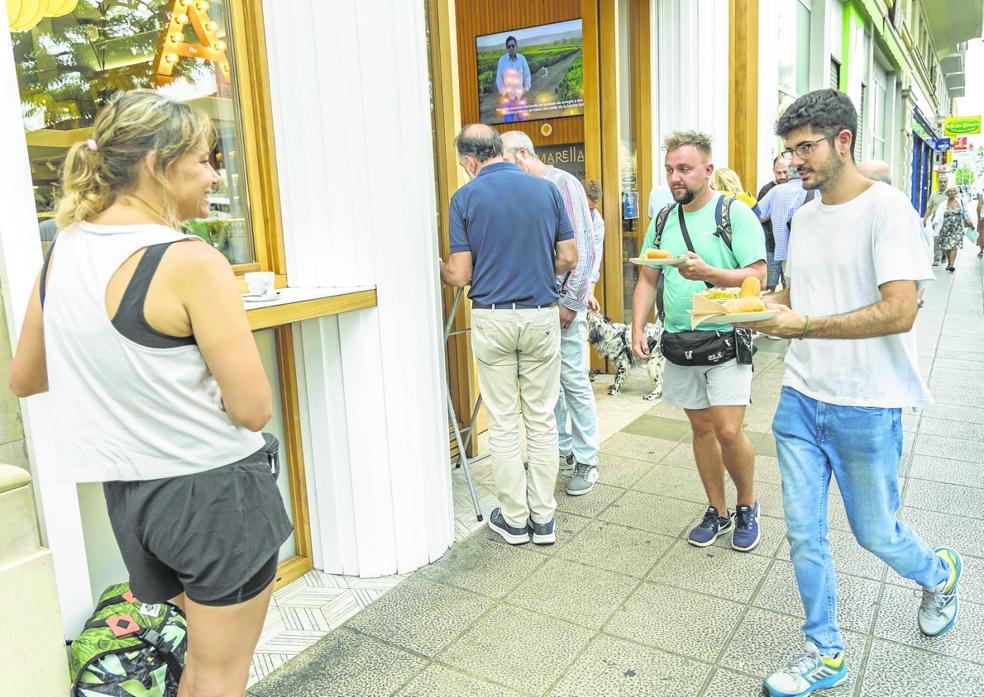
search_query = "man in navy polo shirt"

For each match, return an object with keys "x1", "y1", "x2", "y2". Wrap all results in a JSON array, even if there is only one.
[{"x1": 440, "y1": 124, "x2": 577, "y2": 546}]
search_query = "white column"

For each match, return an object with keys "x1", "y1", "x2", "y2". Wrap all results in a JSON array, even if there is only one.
[
  {"x1": 0, "y1": 6, "x2": 93, "y2": 634},
  {"x1": 263, "y1": 0, "x2": 453, "y2": 576},
  {"x1": 757, "y1": 0, "x2": 782, "y2": 187}
]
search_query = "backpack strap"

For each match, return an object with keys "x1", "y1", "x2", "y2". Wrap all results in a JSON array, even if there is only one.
[
  {"x1": 653, "y1": 202, "x2": 676, "y2": 249},
  {"x1": 713, "y1": 194, "x2": 735, "y2": 252}
]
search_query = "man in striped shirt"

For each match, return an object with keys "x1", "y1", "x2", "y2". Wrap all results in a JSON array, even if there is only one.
[
  {"x1": 502, "y1": 131, "x2": 601, "y2": 495},
  {"x1": 757, "y1": 166, "x2": 815, "y2": 282}
]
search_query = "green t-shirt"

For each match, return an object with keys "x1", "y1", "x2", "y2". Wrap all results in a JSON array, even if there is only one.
[{"x1": 641, "y1": 194, "x2": 766, "y2": 334}]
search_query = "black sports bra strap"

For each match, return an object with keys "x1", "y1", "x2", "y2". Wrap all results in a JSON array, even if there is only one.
[
  {"x1": 112, "y1": 241, "x2": 196, "y2": 349},
  {"x1": 39, "y1": 236, "x2": 57, "y2": 308}
]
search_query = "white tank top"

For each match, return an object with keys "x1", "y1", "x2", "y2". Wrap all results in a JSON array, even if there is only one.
[{"x1": 43, "y1": 222, "x2": 263, "y2": 482}]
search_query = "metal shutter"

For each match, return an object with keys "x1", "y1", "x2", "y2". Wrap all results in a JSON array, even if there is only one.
[
  {"x1": 830, "y1": 58, "x2": 841, "y2": 91},
  {"x1": 855, "y1": 84, "x2": 866, "y2": 161}
]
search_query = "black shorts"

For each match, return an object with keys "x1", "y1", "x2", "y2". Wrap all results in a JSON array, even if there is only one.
[{"x1": 104, "y1": 446, "x2": 293, "y2": 606}]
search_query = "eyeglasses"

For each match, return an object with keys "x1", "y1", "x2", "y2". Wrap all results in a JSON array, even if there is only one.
[{"x1": 780, "y1": 136, "x2": 829, "y2": 160}]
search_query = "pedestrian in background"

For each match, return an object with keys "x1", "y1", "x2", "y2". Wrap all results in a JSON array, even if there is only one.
[
  {"x1": 932, "y1": 186, "x2": 973, "y2": 272},
  {"x1": 440, "y1": 124, "x2": 576, "y2": 546},
  {"x1": 758, "y1": 155, "x2": 790, "y2": 291},
  {"x1": 502, "y1": 130, "x2": 602, "y2": 497},
  {"x1": 745, "y1": 89, "x2": 961, "y2": 697},
  {"x1": 583, "y1": 178, "x2": 605, "y2": 312},
  {"x1": 9, "y1": 89, "x2": 292, "y2": 697}
]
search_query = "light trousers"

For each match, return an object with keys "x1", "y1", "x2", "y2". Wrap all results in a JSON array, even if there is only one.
[{"x1": 472, "y1": 307, "x2": 562, "y2": 527}]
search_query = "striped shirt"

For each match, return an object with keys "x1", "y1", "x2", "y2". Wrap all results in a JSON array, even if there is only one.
[
  {"x1": 541, "y1": 166, "x2": 596, "y2": 311},
  {"x1": 757, "y1": 178, "x2": 812, "y2": 261}
]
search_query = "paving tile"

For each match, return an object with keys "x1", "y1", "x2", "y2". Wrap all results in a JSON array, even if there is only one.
[
  {"x1": 507, "y1": 556, "x2": 639, "y2": 629},
  {"x1": 555, "y1": 481, "x2": 624, "y2": 518},
  {"x1": 417, "y1": 536, "x2": 547, "y2": 599},
  {"x1": 596, "y1": 450, "x2": 655, "y2": 489},
  {"x1": 719, "y1": 607, "x2": 864, "y2": 693},
  {"x1": 344, "y1": 576, "x2": 492, "y2": 657},
  {"x1": 920, "y1": 402, "x2": 984, "y2": 425},
  {"x1": 899, "y1": 507, "x2": 984, "y2": 559},
  {"x1": 903, "y1": 478, "x2": 984, "y2": 517},
  {"x1": 394, "y1": 663, "x2": 523, "y2": 697},
  {"x1": 747, "y1": 431, "x2": 778, "y2": 458},
  {"x1": 634, "y1": 463, "x2": 707, "y2": 503},
  {"x1": 548, "y1": 634, "x2": 712, "y2": 697},
  {"x1": 754, "y1": 559, "x2": 881, "y2": 634},
  {"x1": 622, "y1": 414, "x2": 693, "y2": 441},
  {"x1": 529, "y1": 510, "x2": 593, "y2": 556},
  {"x1": 599, "y1": 432, "x2": 680, "y2": 463},
  {"x1": 438, "y1": 603, "x2": 593, "y2": 695},
  {"x1": 249, "y1": 627, "x2": 427, "y2": 697},
  {"x1": 919, "y1": 417, "x2": 984, "y2": 442},
  {"x1": 647, "y1": 541, "x2": 770, "y2": 603},
  {"x1": 907, "y1": 455, "x2": 984, "y2": 488},
  {"x1": 873, "y1": 583, "x2": 984, "y2": 665},
  {"x1": 858, "y1": 638, "x2": 984, "y2": 697},
  {"x1": 701, "y1": 668, "x2": 767, "y2": 697},
  {"x1": 598, "y1": 490, "x2": 706, "y2": 537},
  {"x1": 927, "y1": 387, "x2": 984, "y2": 409},
  {"x1": 604, "y1": 582, "x2": 743, "y2": 662},
  {"x1": 556, "y1": 519, "x2": 674, "y2": 577}
]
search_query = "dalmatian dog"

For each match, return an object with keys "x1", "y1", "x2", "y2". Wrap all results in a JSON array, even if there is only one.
[{"x1": 586, "y1": 311, "x2": 665, "y2": 400}]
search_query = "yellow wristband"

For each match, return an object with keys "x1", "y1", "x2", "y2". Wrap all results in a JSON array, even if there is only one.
[{"x1": 801, "y1": 315, "x2": 811, "y2": 339}]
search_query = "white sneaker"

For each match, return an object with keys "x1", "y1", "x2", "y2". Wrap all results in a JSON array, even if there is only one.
[{"x1": 566, "y1": 462, "x2": 599, "y2": 496}]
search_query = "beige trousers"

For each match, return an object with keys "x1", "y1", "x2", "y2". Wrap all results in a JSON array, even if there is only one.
[{"x1": 471, "y1": 307, "x2": 562, "y2": 527}]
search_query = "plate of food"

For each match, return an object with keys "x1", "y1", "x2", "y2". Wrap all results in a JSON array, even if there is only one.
[
  {"x1": 689, "y1": 277, "x2": 777, "y2": 327},
  {"x1": 629, "y1": 249, "x2": 689, "y2": 267}
]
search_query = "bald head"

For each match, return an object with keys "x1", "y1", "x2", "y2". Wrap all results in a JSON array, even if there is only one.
[
  {"x1": 455, "y1": 124, "x2": 503, "y2": 162},
  {"x1": 859, "y1": 159, "x2": 892, "y2": 186}
]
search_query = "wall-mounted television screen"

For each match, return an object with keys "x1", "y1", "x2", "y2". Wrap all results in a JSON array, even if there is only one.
[{"x1": 476, "y1": 19, "x2": 584, "y2": 125}]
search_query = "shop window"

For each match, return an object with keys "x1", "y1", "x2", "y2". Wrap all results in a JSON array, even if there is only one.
[{"x1": 8, "y1": 0, "x2": 281, "y2": 273}]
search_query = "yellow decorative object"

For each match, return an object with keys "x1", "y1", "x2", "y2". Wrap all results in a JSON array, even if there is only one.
[
  {"x1": 44, "y1": 0, "x2": 78, "y2": 17},
  {"x1": 152, "y1": 0, "x2": 230, "y2": 86},
  {"x1": 9, "y1": 0, "x2": 44, "y2": 31}
]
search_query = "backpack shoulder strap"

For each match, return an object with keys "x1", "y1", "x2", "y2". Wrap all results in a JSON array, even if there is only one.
[
  {"x1": 653, "y1": 202, "x2": 676, "y2": 248},
  {"x1": 804, "y1": 189, "x2": 817, "y2": 203},
  {"x1": 714, "y1": 194, "x2": 735, "y2": 252}
]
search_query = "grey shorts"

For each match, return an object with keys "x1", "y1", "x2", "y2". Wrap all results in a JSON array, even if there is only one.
[
  {"x1": 104, "y1": 445, "x2": 293, "y2": 605},
  {"x1": 662, "y1": 358, "x2": 753, "y2": 410}
]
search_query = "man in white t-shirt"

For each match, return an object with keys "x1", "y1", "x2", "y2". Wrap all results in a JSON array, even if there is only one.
[{"x1": 742, "y1": 90, "x2": 962, "y2": 697}]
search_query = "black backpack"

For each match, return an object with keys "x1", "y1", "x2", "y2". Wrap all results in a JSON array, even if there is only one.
[{"x1": 649, "y1": 195, "x2": 738, "y2": 317}]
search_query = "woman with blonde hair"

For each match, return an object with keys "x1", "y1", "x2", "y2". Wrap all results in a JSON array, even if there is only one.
[
  {"x1": 710, "y1": 167, "x2": 758, "y2": 210},
  {"x1": 9, "y1": 89, "x2": 291, "y2": 696}
]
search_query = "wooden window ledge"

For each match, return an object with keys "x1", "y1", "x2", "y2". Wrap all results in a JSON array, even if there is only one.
[{"x1": 247, "y1": 286, "x2": 377, "y2": 330}]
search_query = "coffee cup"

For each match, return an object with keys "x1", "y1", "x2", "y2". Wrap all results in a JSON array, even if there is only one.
[{"x1": 245, "y1": 271, "x2": 275, "y2": 296}]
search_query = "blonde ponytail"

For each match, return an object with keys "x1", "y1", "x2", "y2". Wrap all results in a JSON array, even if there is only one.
[{"x1": 54, "y1": 89, "x2": 215, "y2": 231}]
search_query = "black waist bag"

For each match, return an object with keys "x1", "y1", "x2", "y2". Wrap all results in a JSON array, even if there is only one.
[{"x1": 661, "y1": 330, "x2": 736, "y2": 367}]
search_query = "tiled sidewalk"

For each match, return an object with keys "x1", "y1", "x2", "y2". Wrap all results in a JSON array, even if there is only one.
[{"x1": 250, "y1": 249, "x2": 984, "y2": 697}]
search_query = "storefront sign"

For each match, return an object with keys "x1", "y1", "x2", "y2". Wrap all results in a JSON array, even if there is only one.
[
  {"x1": 951, "y1": 136, "x2": 970, "y2": 152},
  {"x1": 538, "y1": 142, "x2": 586, "y2": 181},
  {"x1": 935, "y1": 137, "x2": 951, "y2": 152},
  {"x1": 943, "y1": 116, "x2": 981, "y2": 137}
]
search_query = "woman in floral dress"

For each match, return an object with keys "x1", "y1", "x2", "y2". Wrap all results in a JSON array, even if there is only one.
[{"x1": 933, "y1": 187, "x2": 972, "y2": 272}]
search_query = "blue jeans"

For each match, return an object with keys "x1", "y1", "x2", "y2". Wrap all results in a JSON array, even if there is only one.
[
  {"x1": 766, "y1": 250, "x2": 783, "y2": 288},
  {"x1": 772, "y1": 387, "x2": 949, "y2": 654},
  {"x1": 554, "y1": 311, "x2": 599, "y2": 466}
]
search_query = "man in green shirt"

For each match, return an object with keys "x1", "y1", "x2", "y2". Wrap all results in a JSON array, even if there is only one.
[{"x1": 631, "y1": 130, "x2": 766, "y2": 552}]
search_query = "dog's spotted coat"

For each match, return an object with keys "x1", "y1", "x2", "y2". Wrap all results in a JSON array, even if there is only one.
[{"x1": 586, "y1": 311, "x2": 665, "y2": 400}]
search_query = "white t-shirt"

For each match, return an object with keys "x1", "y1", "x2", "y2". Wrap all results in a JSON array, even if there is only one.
[{"x1": 783, "y1": 182, "x2": 933, "y2": 409}]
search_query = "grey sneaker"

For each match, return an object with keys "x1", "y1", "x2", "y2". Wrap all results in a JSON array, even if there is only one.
[
  {"x1": 918, "y1": 547, "x2": 962, "y2": 636},
  {"x1": 559, "y1": 451, "x2": 575, "y2": 475},
  {"x1": 488, "y1": 508, "x2": 529, "y2": 545},
  {"x1": 566, "y1": 462, "x2": 599, "y2": 496},
  {"x1": 528, "y1": 519, "x2": 556, "y2": 545}
]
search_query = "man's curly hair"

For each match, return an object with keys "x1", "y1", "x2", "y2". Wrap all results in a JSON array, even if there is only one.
[{"x1": 775, "y1": 89, "x2": 858, "y2": 160}]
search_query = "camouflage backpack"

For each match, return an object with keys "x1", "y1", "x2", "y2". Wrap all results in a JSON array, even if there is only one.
[{"x1": 70, "y1": 583, "x2": 188, "y2": 697}]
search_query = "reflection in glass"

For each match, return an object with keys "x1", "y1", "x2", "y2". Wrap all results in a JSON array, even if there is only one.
[{"x1": 11, "y1": 0, "x2": 254, "y2": 264}]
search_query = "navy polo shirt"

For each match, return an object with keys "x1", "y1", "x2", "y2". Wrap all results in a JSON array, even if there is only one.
[{"x1": 449, "y1": 161, "x2": 574, "y2": 307}]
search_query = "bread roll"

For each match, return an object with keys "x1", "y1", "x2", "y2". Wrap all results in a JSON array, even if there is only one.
[
  {"x1": 739, "y1": 276, "x2": 761, "y2": 298},
  {"x1": 722, "y1": 297, "x2": 766, "y2": 314},
  {"x1": 645, "y1": 248, "x2": 672, "y2": 259}
]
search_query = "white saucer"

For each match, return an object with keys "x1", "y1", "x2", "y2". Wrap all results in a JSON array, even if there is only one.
[{"x1": 243, "y1": 290, "x2": 280, "y2": 302}]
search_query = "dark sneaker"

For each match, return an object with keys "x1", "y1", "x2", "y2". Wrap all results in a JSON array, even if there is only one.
[
  {"x1": 488, "y1": 507, "x2": 529, "y2": 545},
  {"x1": 688, "y1": 506, "x2": 733, "y2": 547},
  {"x1": 763, "y1": 643, "x2": 847, "y2": 696},
  {"x1": 918, "y1": 547, "x2": 962, "y2": 636},
  {"x1": 566, "y1": 462, "x2": 599, "y2": 495},
  {"x1": 528, "y1": 519, "x2": 556, "y2": 545},
  {"x1": 732, "y1": 501, "x2": 761, "y2": 552},
  {"x1": 559, "y1": 451, "x2": 575, "y2": 476}
]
